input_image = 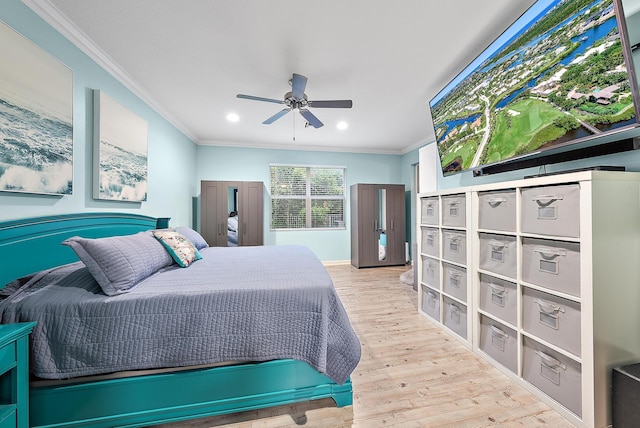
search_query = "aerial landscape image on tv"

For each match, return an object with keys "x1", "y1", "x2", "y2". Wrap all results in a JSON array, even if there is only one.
[{"x1": 430, "y1": 0, "x2": 639, "y2": 175}]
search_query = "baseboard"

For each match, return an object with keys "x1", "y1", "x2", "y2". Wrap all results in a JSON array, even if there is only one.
[{"x1": 322, "y1": 260, "x2": 351, "y2": 266}]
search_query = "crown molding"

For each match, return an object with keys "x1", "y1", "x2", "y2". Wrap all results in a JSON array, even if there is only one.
[
  {"x1": 198, "y1": 138, "x2": 408, "y2": 155},
  {"x1": 21, "y1": 0, "x2": 199, "y2": 143}
]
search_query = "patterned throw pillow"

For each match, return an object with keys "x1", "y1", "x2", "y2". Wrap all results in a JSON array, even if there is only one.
[{"x1": 152, "y1": 229, "x2": 202, "y2": 267}]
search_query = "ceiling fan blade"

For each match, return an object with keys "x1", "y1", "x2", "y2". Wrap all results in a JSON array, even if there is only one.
[
  {"x1": 291, "y1": 74, "x2": 308, "y2": 100},
  {"x1": 263, "y1": 108, "x2": 292, "y2": 124},
  {"x1": 299, "y1": 109, "x2": 324, "y2": 128},
  {"x1": 237, "y1": 94, "x2": 284, "y2": 104},
  {"x1": 308, "y1": 100, "x2": 353, "y2": 108}
]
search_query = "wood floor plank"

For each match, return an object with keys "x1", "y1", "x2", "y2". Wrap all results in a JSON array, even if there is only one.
[{"x1": 154, "y1": 264, "x2": 573, "y2": 428}]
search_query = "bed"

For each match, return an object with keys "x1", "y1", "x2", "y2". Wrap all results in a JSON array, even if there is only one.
[{"x1": 0, "y1": 212, "x2": 360, "y2": 428}]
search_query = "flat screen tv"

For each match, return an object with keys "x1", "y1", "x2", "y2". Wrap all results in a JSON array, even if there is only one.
[{"x1": 429, "y1": 0, "x2": 640, "y2": 176}]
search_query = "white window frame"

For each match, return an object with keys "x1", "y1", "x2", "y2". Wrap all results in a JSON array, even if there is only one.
[{"x1": 270, "y1": 164, "x2": 346, "y2": 231}]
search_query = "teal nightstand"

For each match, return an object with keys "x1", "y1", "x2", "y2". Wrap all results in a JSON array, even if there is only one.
[{"x1": 0, "y1": 323, "x2": 36, "y2": 428}]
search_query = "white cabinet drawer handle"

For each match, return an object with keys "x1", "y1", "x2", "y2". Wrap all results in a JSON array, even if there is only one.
[
  {"x1": 531, "y1": 194, "x2": 564, "y2": 204},
  {"x1": 534, "y1": 299, "x2": 564, "y2": 314},
  {"x1": 534, "y1": 247, "x2": 566, "y2": 258},
  {"x1": 489, "y1": 324, "x2": 508, "y2": 338},
  {"x1": 487, "y1": 283, "x2": 507, "y2": 295},
  {"x1": 486, "y1": 197, "x2": 507, "y2": 206},
  {"x1": 535, "y1": 350, "x2": 566, "y2": 371},
  {"x1": 489, "y1": 240, "x2": 507, "y2": 250}
]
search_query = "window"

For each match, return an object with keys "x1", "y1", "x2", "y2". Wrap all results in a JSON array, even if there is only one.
[{"x1": 270, "y1": 165, "x2": 346, "y2": 230}]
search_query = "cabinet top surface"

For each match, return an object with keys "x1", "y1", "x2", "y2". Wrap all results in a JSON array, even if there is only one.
[{"x1": 418, "y1": 170, "x2": 640, "y2": 197}]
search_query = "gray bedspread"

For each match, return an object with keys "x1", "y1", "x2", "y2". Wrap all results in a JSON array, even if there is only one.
[{"x1": 0, "y1": 245, "x2": 360, "y2": 384}]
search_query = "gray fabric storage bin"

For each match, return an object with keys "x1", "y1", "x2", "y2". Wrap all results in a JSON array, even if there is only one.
[
  {"x1": 478, "y1": 189, "x2": 516, "y2": 232},
  {"x1": 478, "y1": 233, "x2": 517, "y2": 279},
  {"x1": 523, "y1": 336, "x2": 582, "y2": 417},
  {"x1": 421, "y1": 197, "x2": 439, "y2": 226},
  {"x1": 421, "y1": 227, "x2": 439, "y2": 257},
  {"x1": 442, "y1": 263, "x2": 467, "y2": 303},
  {"x1": 421, "y1": 256, "x2": 440, "y2": 288},
  {"x1": 421, "y1": 287, "x2": 440, "y2": 321},
  {"x1": 442, "y1": 230, "x2": 466, "y2": 265},
  {"x1": 521, "y1": 237, "x2": 580, "y2": 297},
  {"x1": 521, "y1": 184, "x2": 580, "y2": 238},
  {"x1": 479, "y1": 273, "x2": 517, "y2": 326},
  {"x1": 443, "y1": 296, "x2": 467, "y2": 339},
  {"x1": 522, "y1": 287, "x2": 581, "y2": 357},
  {"x1": 479, "y1": 315, "x2": 517, "y2": 374},
  {"x1": 441, "y1": 194, "x2": 466, "y2": 227}
]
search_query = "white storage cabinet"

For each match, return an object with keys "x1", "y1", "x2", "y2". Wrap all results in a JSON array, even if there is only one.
[
  {"x1": 417, "y1": 171, "x2": 640, "y2": 428},
  {"x1": 418, "y1": 193, "x2": 473, "y2": 345}
]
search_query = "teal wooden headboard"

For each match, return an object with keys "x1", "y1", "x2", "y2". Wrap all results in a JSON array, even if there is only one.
[{"x1": 0, "y1": 213, "x2": 159, "y2": 288}]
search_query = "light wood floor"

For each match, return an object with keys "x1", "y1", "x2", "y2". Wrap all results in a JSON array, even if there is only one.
[{"x1": 155, "y1": 264, "x2": 573, "y2": 428}]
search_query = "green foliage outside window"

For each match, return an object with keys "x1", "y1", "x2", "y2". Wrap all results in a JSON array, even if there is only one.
[{"x1": 270, "y1": 165, "x2": 345, "y2": 230}]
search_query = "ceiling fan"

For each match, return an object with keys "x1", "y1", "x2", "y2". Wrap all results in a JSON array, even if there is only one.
[{"x1": 236, "y1": 73, "x2": 353, "y2": 128}]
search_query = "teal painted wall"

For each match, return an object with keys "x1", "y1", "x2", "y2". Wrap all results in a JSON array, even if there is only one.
[
  {"x1": 0, "y1": 0, "x2": 421, "y2": 262},
  {"x1": 0, "y1": 0, "x2": 197, "y2": 226},
  {"x1": 400, "y1": 147, "x2": 420, "y2": 259},
  {"x1": 196, "y1": 145, "x2": 415, "y2": 262}
]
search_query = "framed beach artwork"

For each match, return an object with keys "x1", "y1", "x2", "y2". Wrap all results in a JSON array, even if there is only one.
[
  {"x1": 93, "y1": 90, "x2": 148, "y2": 202},
  {"x1": 0, "y1": 21, "x2": 73, "y2": 195}
]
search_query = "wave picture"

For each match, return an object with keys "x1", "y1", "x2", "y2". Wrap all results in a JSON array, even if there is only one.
[
  {"x1": 94, "y1": 90, "x2": 148, "y2": 202},
  {"x1": 97, "y1": 140, "x2": 148, "y2": 201},
  {"x1": 0, "y1": 22, "x2": 73, "y2": 195}
]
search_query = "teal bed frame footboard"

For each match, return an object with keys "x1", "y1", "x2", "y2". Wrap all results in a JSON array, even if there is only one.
[
  {"x1": 30, "y1": 360, "x2": 353, "y2": 428},
  {"x1": 0, "y1": 213, "x2": 353, "y2": 428}
]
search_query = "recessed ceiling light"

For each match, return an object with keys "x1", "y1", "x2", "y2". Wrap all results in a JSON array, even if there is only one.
[
  {"x1": 337, "y1": 121, "x2": 348, "y2": 130},
  {"x1": 226, "y1": 113, "x2": 239, "y2": 122}
]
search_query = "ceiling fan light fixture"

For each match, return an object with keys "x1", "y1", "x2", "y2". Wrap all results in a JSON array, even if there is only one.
[
  {"x1": 226, "y1": 113, "x2": 240, "y2": 122},
  {"x1": 337, "y1": 121, "x2": 348, "y2": 130},
  {"x1": 237, "y1": 73, "x2": 352, "y2": 128}
]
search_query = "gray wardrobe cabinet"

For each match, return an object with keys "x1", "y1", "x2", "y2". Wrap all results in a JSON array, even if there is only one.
[
  {"x1": 200, "y1": 180, "x2": 264, "y2": 247},
  {"x1": 350, "y1": 183, "x2": 406, "y2": 268}
]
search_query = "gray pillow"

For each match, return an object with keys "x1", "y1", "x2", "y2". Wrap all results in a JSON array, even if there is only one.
[
  {"x1": 62, "y1": 231, "x2": 173, "y2": 296},
  {"x1": 174, "y1": 226, "x2": 209, "y2": 250}
]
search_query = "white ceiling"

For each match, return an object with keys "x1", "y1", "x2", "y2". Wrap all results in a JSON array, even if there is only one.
[{"x1": 25, "y1": 0, "x2": 537, "y2": 154}]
